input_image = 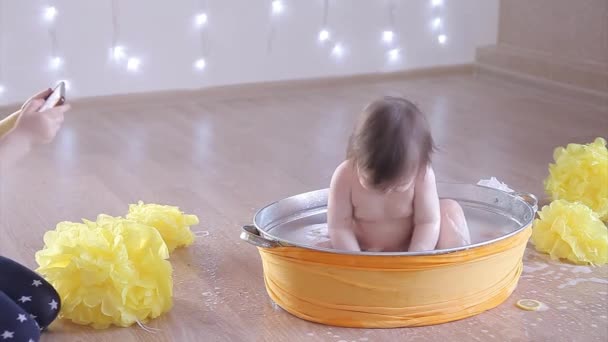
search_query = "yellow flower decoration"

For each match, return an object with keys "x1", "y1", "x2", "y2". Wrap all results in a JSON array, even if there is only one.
[
  {"x1": 544, "y1": 137, "x2": 608, "y2": 221},
  {"x1": 531, "y1": 200, "x2": 608, "y2": 265},
  {"x1": 35, "y1": 216, "x2": 173, "y2": 329},
  {"x1": 127, "y1": 201, "x2": 199, "y2": 252}
]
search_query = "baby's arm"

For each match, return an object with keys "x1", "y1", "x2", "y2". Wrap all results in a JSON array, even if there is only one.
[
  {"x1": 327, "y1": 161, "x2": 360, "y2": 251},
  {"x1": 409, "y1": 166, "x2": 441, "y2": 252}
]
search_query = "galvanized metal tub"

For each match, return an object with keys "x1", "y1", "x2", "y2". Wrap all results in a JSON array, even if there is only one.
[{"x1": 241, "y1": 183, "x2": 537, "y2": 327}]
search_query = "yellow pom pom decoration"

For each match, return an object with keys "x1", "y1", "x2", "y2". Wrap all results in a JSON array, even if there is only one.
[
  {"x1": 544, "y1": 137, "x2": 608, "y2": 221},
  {"x1": 531, "y1": 200, "x2": 608, "y2": 266},
  {"x1": 34, "y1": 202, "x2": 200, "y2": 329},
  {"x1": 35, "y1": 216, "x2": 174, "y2": 329},
  {"x1": 126, "y1": 201, "x2": 199, "y2": 252}
]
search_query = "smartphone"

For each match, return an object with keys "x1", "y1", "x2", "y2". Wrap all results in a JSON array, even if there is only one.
[{"x1": 39, "y1": 82, "x2": 66, "y2": 112}]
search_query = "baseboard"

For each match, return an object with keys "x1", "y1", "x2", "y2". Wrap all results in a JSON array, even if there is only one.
[
  {"x1": 475, "y1": 63, "x2": 608, "y2": 109},
  {"x1": 475, "y1": 44, "x2": 608, "y2": 109},
  {"x1": 0, "y1": 64, "x2": 473, "y2": 113}
]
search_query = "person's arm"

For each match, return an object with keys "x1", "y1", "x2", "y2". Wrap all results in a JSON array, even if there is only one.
[
  {"x1": 0, "y1": 111, "x2": 21, "y2": 138},
  {"x1": 0, "y1": 109, "x2": 33, "y2": 169},
  {"x1": 0, "y1": 89, "x2": 70, "y2": 169},
  {"x1": 0, "y1": 128, "x2": 33, "y2": 169},
  {"x1": 409, "y1": 166, "x2": 441, "y2": 252},
  {"x1": 327, "y1": 161, "x2": 360, "y2": 251}
]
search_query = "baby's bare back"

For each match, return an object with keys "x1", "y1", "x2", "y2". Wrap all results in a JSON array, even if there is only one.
[{"x1": 351, "y1": 178, "x2": 416, "y2": 252}]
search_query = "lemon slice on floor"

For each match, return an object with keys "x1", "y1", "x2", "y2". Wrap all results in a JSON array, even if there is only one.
[{"x1": 516, "y1": 299, "x2": 542, "y2": 311}]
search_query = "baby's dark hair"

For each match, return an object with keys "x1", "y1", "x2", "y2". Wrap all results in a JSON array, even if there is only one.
[{"x1": 347, "y1": 96, "x2": 436, "y2": 189}]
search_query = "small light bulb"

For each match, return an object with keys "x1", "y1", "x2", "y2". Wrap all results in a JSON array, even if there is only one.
[
  {"x1": 195, "y1": 13, "x2": 208, "y2": 26},
  {"x1": 438, "y1": 34, "x2": 447, "y2": 44},
  {"x1": 382, "y1": 30, "x2": 394, "y2": 43},
  {"x1": 432, "y1": 17, "x2": 442, "y2": 29},
  {"x1": 111, "y1": 45, "x2": 126, "y2": 61},
  {"x1": 49, "y1": 56, "x2": 63, "y2": 70},
  {"x1": 318, "y1": 29, "x2": 330, "y2": 42},
  {"x1": 0, "y1": 85, "x2": 5, "y2": 94},
  {"x1": 388, "y1": 48, "x2": 400, "y2": 61},
  {"x1": 271, "y1": 0, "x2": 284, "y2": 15},
  {"x1": 44, "y1": 6, "x2": 57, "y2": 21},
  {"x1": 127, "y1": 57, "x2": 141, "y2": 71},
  {"x1": 431, "y1": 0, "x2": 443, "y2": 7},
  {"x1": 194, "y1": 58, "x2": 206, "y2": 70},
  {"x1": 331, "y1": 43, "x2": 343, "y2": 57}
]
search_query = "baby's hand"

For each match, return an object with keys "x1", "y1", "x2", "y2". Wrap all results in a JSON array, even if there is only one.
[{"x1": 15, "y1": 89, "x2": 70, "y2": 144}]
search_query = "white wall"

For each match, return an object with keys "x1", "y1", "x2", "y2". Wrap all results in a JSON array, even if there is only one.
[{"x1": 0, "y1": 0, "x2": 499, "y2": 105}]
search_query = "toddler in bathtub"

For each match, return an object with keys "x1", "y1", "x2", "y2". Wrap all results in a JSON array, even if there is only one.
[{"x1": 327, "y1": 96, "x2": 470, "y2": 252}]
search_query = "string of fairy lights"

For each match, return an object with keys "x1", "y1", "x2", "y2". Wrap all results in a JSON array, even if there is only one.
[
  {"x1": 194, "y1": 0, "x2": 209, "y2": 71},
  {"x1": 383, "y1": 0, "x2": 400, "y2": 62},
  {"x1": 43, "y1": 2, "x2": 69, "y2": 90},
  {"x1": 109, "y1": 0, "x2": 141, "y2": 72},
  {"x1": 315, "y1": 0, "x2": 345, "y2": 58},
  {"x1": 0, "y1": 0, "x2": 4, "y2": 95},
  {"x1": 267, "y1": 0, "x2": 283, "y2": 53},
  {"x1": 0, "y1": 0, "x2": 448, "y2": 98},
  {"x1": 432, "y1": 0, "x2": 447, "y2": 44}
]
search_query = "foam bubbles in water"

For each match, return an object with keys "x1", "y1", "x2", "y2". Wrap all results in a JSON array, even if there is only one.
[
  {"x1": 305, "y1": 224, "x2": 331, "y2": 245},
  {"x1": 268, "y1": 202, "x2": 521, "y2": 249}
]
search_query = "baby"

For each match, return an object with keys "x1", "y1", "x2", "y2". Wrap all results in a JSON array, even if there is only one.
[{"x1": 327, "y1": 96, "x2": 470, "y2": 252}]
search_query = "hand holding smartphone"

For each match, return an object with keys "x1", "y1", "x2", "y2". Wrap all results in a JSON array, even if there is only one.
[
  {"x1": 38, "y1": 81, "x2": 66, "y2": 112},
  {"x1": 15, "y1": 82, "x2": 71, "y2": 144}
]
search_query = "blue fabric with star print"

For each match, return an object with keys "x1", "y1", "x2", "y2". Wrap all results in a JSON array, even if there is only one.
[{"x1": 0, "y1": 256, "x2": 61, "y2": 342}]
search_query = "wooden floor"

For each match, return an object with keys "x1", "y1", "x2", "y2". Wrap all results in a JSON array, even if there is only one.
[{"x1": 1, "y1": 71, "x2": 607, "y2": 341}]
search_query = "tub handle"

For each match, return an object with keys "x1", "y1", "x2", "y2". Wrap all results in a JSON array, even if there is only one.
[
  {"x1": 514, "y1": 192, "x2": 538, "y2": 213},
  {"x1": 240, "y1": 225, "x2": 280, "y2": 248}
]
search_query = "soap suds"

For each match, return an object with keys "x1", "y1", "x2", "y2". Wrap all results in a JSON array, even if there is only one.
[
  {"x1": 558, "y1": 278, "x2": 608, "y2": 289},
  {"x1": 523, "y1": 262, "x2": 549, "y2": 273},
  {"x1": 537, "y1": 303, "x2": 550, "y2": 311},
  {"x1": 570, "y1": 266, "x2": 592, "y2": 274}
]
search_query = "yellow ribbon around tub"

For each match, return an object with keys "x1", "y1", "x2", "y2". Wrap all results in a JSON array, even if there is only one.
[{"x1": 258, "y1": 227, "x2": 531, "y2": 328}]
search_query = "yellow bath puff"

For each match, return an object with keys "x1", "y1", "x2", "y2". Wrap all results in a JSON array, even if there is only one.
[
  {"x1": 544, "y1": 137, "x2": 608, "y2": 221},
  {"x1": 35, "y1": 216, "x2": 174, "y2": 329},
  {"x1": 126, "y1": 201, "x2": 200, "y2": 252},
  {"x1": 531, "y1": 200, "x2": 608, "y2": 266}
]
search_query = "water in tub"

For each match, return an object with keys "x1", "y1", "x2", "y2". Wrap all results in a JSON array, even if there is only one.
[{"x1": 269, "y1": 204, "x2": 520, "y2": 251}]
